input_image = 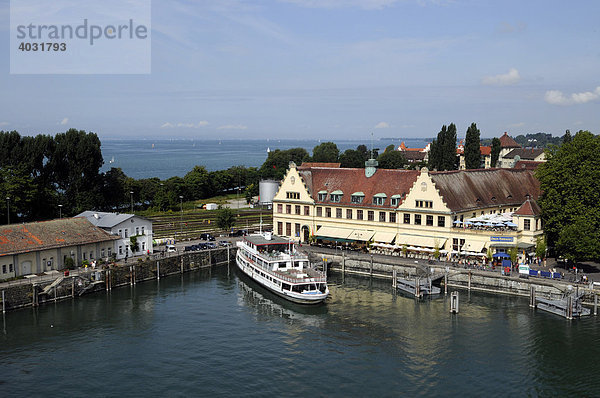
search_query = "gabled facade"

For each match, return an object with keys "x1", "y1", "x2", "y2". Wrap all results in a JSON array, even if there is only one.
[
  {"x1": 77, "y1": 211, "x2": 153, "y2": 259},
  {"x1": 273, "y1": 162, "x2": 543, "y2": 261},
  {"x1": 0, "y1": 218, "x2": 118, "y2": 280}
]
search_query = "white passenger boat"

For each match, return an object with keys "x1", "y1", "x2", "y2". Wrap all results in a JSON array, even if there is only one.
[{"x1": 236, "y1": 233, "x2": 329, "y2": 304}]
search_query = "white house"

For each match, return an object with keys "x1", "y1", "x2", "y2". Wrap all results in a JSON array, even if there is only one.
[{"x1": 77, "y1": 211, "x2": 153, "y2": 259}]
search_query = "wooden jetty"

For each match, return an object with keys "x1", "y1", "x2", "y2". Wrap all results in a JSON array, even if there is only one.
[
  {"x1": 534, "y1": 292, "x2": 591, "y2": 320},
  {"x1": 394, "y1": 276, "x2": 441, "y2": 298}
]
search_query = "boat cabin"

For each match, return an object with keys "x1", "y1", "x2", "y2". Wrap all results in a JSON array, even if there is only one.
[{"x1": 243, "y1": 234, "x2": 307, "y2": 272}]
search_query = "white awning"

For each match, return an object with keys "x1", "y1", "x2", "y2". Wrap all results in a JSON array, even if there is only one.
[
  {"x1": 348, "y1": 229, "x2": 375, "y2": 241},
  {"x1": 462, "y1": 241, "x2": 487, "y2": 253},
  {"x1": 395, "y1": 235, "x2": 447, "y2": 248},
  {"x1": 315, "y1": 226, "x2": 352, "y2": 239},
  {"x1": 372, "y1": 231, "x2": 396, "y2": 243}
]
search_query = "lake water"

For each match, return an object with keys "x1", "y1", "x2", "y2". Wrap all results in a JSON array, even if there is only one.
[
  {"x1": 1, "y1": 266, "x2": 599, "y2": 397},
  {"x1": 100, "y1": 138, "x2": 429, "y2": 180}
]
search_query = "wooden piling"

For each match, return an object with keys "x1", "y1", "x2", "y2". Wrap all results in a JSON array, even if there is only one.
[
  {"x1": 392, "y1": 269, "x2": 397, "y2": 288},
  {"x1": 157, "y1": 261, "x2": 161, "y2": 280},
  {"x1": 529, "y1": 286, "x2": 536, "y2": 308},
  {"x1": 130, "y1": 265, "x2": 134, "y2": 286},
  {"x1": 2, "y1": 290, "x2": 5, "y2": 313},
  {"x1": 444, "y1": 273, "x2": 448, "y2": 295},
  {"x1": 370, "y1": 255, "x2": 373, "y2": 277},
  {"x1": 468, "y1": 271, "x2": 471, "y2": 291},
  {"x1": 71, "y1": 277, "x2": 75, "y2": 298},
  {"x1": 566, "y1": 296, "x2": 573, "y2": 320},
  {"x1": 450, "y1": 291, "x2": 459, "y2": 313},
  {"x1": 594, "y1": 294, "x2": 597, "y2": 316},
  {"x1": 415, "y1": 277, "x2": 420, "y2": 297}
]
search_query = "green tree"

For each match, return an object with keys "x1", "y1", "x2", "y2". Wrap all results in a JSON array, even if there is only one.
[
  {"x1": 464, "y1": 122, "x2": 481, "y2": 169},
  {"x1": 377, "y1": 149, "x2": 406, "y2": 169},
  {"x1": 490, "y1": 137, "x2": 501, "y2": 167},
  {"x1": 562, "y1": 129, "x2": 572, "y2": 145},
  {"x1": 536, "y1": 130, "x2": 600, "y2": 262},
  {"x1": 508, "y1": 246, "x2": 519, "y2": 265},
  {"x1": 428, "y1": 124, "x2": 458, "y2": 171},
  {"x1": 216, "y1": 207, "x2": 236, "y2": 233},
  {"x1": 535, "y1": 236, "x2": 547, "y2": 259},
  {"x1": 311, "y1": 142, "x2": 339, "y2": 163},
  {"x1": 259, "y1": 148, "x2": 310, "y2": 180},
  {"x1": 339, "y1": 149, "x2": 364, "y2": 168},
  {"x1": 184, "y1": 166, "x2": 211, "y2": 200}
]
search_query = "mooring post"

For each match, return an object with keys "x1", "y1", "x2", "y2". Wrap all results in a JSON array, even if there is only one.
[
  {"x1": 444, "y1": 272, "x2": 448, "y2": 295},
  {"x1": 2, "y1": 290, "x2": 5, "y2": 313},
  {"x1": 54, "y1": 285, "x2": 57, "y2": 302},
  {"x1": 529, "y1": 286, "x2": 536, "y2": 308},
  {"x1": 341, "y1": 254, "x2": 345, "y2": 275},
  {"x1": 450, "y1": 291, "x2": 459, "y2": 313},
  {"x1": 468, "y1": 271, "x2": 471, "y2": 291},
  {"x1": 415, "y1": 277, "x2": 420, "y2": 297},
  {"x1": 106, "y1": 269, "x2": 109, "y2": 291},
  {"x1": 157, "y1": 261, "x2": 161, "y2": 280},
  {"x1": 227, "y1": 245, "x2": 230, "y2": 266},
  {"x1": 71, "y1": 277, "x2": 75, "y2": 298},
  {"x1": 209, "y1": 249, "x2": 212, "y2": 267},
  {"x1": 181, "y1": 256, "x2": 184, "y2": 273},
  {"x1": 594, "y1": 293, "x2": 598, "y2": 316},
  {"x1": 566, "y1": 296, "x2": 573, "y2": 320},
  {"x1": 32, "y1": 285, "x2": 37, "y2": 307},
  {"x1": 130, "y1": 265, "x2": 134, "y2": 286},
  {"x1": 392, "y1": 269, "x2": 397, "y2": 288},
  {"x1": 370, "y1": 255, "x2": 373, "y2": 277}
]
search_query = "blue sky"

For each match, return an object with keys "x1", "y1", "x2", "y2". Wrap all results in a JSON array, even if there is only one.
[{"x1": 1, "y1": 0, "x2": 599, "y2": 140}]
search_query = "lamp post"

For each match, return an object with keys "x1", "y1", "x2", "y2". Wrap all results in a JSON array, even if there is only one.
[
  {"x1": 58, "y1": 204, "x2": 63, "y2": 219},
  {"x1": 179, "y1": 195, "x2": 183, "y2": 236},
  {"x1": 130, "y1": 191, "x2": 134, "y2": 214},
  {"x1": 6, "y1": 197, "x2": 10, "y2": 225}
]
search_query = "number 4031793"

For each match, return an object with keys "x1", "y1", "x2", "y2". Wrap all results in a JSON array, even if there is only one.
[{"x1": 18, "y1": 42, "x2": 66, "y2": 51}]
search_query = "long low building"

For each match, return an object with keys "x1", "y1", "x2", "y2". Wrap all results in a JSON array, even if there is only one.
[
  {"x1": 0, "y1": 218, "x2": 119, "y2": 280},
  {"x1": 272, "y1": 160, "x2": 543, "y2": 261}
]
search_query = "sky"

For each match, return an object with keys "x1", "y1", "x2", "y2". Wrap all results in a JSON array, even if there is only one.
[{"x1": 0, "y1": 0, "x2": 599, "y2": 140}]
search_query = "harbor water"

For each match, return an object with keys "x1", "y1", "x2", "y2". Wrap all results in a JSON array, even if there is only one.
[{"x1": 1, "y1": 266, "x2": 599, "y2": 397}]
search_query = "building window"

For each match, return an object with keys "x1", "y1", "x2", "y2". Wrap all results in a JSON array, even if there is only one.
[
  {"x1": 277, "y1": 204, "x2": 283, "y2": 213},
  {"x1": 368, "y1": 211, "x2": 375, "y2": 221},
  {"x1": 524, "y1": 219, "x2": 530, "y2": 230},
  {"x1": 2, "y1": 264, "x2": 5, "y2": 273},
  {"x1": 295, "y1": 205, "x2": 301, "y2": 215},
  {"x1": 286, "y1": 205, "x2": 291, "y2": 214},
  {"x1": 373, "y1": 195, "x2": 386, "y2": 206},
  {"x1": 286, "y1": 192, "x2": 300, "y2": 200},
  {"x1": 317, "y1": 207, "x2": 323, "y2": 217},
  {"x1": 83, "y1": 252, "x2": 87, "y2": 260},
  {"x1": 379, "y1": 212, "x2": 386, "y2": 222},
  {"x1": 346, "y1": 209, "x2": 352, "y2": 219},
  {"x1": 119, "y1": 246, "x2": 123, "y2": 255},
  {"x1": 414, "y1": 214, "x2": 422, "y2": 225},
  {"x1": 286, "y1": 223, "x2": 292, "y2": 236},
  {"x1": 351, "y1": 195, "x2": 364, "y2": 204},
  {"x1": 119, "y1": 229, "x2": 122, "y2": 237},
  {"x1": 404, "y1": 214, "x2": 410, "y2": 224},
  {"x1": 453, "y1": 238, "x2": 459, "y2": 251},
  {"x1": 438, "y1": 216, "x2": 445, "y2": 228},
  {"x1": 426, "y1": 215, "x2": 434, "y2": 226},
  {"x1": 391, "y1": 197, "x2": 399, "y2": 207},
  {"x1": 336, "y1": 208, "x2": 342, "y2": 218},
  {"x1": 101, "y1": 248, "x2": 105, "y2": 258},
  {"x1": 318, "y1": 193, "x2": 327, "y2": 201},
  {"x1": 330, "y1": 194, "x2": 342, "y2": 203},
  {"x1": 142, "y1": 242, "x2": 146, "y2": 251},
  {"x1": 90, "y1": 251, "x2": 94, "y2": 259},
  {"x1": 326, "y1": 208, "x2": 332, "y2": 218},
  {"x1": 126, "y1": 245, "x2": 130, "y2": 254},
  {"x1": 125, "y1": 229, "x2": 129, "y2": 238},
  {"x1": 136, "y1": 227, "x2": 140, "y2": 235},
  {"x1": 108, "y1": 248, "x2": 112, "y2": 257},
  {"x1": 389, "y1": 213, "x2": 396, "y2": 223},
  {"x1": 141, "y1": 226, "x2": 145, "y2": 235},
  {"x1": 277, "y1": 222, "x2": 283, "y2": 235},
  {"x1": 415, "y1": 200, "x2": 433, "y2": 208},
  {"x1": 304, "y1": 206, "x2": 310, "y2": 216},
  {"x1": 357, "y1": 210, "x2": 363, "y2": 220},
  {"x1": 295, "y1": 223, "x2": 300, "y2": 237}
]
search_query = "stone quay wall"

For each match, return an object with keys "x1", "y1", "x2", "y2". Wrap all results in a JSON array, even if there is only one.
[{"x1": 0, "y1": 247, "x2": 236, "y2": 312}]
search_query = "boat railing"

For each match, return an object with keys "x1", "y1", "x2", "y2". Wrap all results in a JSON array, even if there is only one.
[{"x1": 239, "y1": 251, "x2": 326, "y2": 283}]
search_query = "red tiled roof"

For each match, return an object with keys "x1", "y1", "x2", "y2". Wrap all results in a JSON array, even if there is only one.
[
  {"x1": 499, "y1": 132, "x2": 521, "y2": 148},
  {"x1": 298, "y1": 162, "x2": 340, "y2": 169},
  {"x1": 514, "y1": 160, "x2": 543, "y2": 170},
  {"x1": 430, "y1": 168, "x2": 540, "y2": 212},
  {"x1": 0, "y1": 217, "x2": 119, "y2": 257},
  {"x1": 398, "y1": 142, "x2": 425, "y2": 152},
  {"x1": 514, "y1": 199, "x2": 541, "y2": 216},
  {"x1": 403, "y1": 151, "x2": 427, "y2": 162},
  {"x1": 297, "y1": 167, "x2": 420, "y2": 208},
  {"x1": 456, "y1": 146, "x2": 491, "y2": 155}
]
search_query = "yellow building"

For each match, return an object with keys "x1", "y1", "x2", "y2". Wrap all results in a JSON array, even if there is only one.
[{"x1": 272, "y1": 161, "x2": 543, "y2": 260}]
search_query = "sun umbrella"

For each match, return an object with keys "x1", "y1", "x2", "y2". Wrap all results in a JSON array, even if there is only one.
[{"x1": 493, "y1": 252, "x2": 510, "y2": 258}]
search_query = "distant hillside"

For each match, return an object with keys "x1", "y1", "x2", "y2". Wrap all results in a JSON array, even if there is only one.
[{"x1": 482, "y1": 132, "x2": 563, "y2": 148}]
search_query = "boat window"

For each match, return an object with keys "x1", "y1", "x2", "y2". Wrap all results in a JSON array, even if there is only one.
[{"x1": 282, "y1": 283, "x2": 291, "y2": 291}]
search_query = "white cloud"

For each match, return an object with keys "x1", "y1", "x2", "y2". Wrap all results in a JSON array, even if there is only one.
[
  {"x1": 374, "y1": 121, "x2": 390, "y2": 129},
  {"x1": 481, "y1": 68, "x2": 520, "y2": 86},
  {"x1": 160, "y1": 121, "x2": 209, "y2": 128},
  {"x1": 544, "y1": 86, "x2": 600, "y2": 106},
  {"x1": 508, "y1": 122, "x2": 525, "y2": 128},
  {"x1": 60, "y1": 117, "x2": 69, "y2": 125},
  {"x1": 217, "y1": 124, "x2": 248, "y2": 130},
  {"x1": 0, "y1": 121, "x2": 9, "y2": 127}
]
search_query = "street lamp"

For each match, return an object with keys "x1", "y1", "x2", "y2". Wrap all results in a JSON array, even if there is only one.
[
  {"x1": 179, "y1": 195, "x2": 183, "y2": 235},
  {"x1": 130, "y1": 191, "x2": 134, "y2": 214},
  {"x1": 6, "y1": 197, "x2": 10, "y2": 225},
  {"x1": 58, "y1": 204, "x2": 63, "y2": 219}
]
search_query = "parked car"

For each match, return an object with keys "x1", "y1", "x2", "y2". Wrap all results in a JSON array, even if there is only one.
[
  {"x1": 200, "y1": 233, "x2": 215, "y2": 241},
  {"x1": 231, "y1": 229, "x2": 248, "y2": 237},
  {"x1": 205, "y1": 242, "x2": 217, "y2": 249},
  {"x1": 166, "y1": 245, "x2": 177, "y2": 253},
  {"x1": 218, "y1": 240, "x2": 231, "y2": 247}
]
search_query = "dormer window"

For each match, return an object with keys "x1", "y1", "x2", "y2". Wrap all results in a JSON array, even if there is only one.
[
  {"x1": 373, "y1": 193, "x2": 387, "y2": 206},
  {"x1": 318, "y1": 191, "x2": 327, "y2": 201},
  {"x1": 351, "y1": 192, "x2": 364, "y2": 204},
  {"x1": 390, "y1": 194, "x2": 401, "y2": 207},
  {"x1": 330, "y1": 190, "x2": 343, "y2": 203}
]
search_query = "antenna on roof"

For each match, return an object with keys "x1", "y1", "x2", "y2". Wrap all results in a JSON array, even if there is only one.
[{"x1": 370, "y1": 132, "x2": 374, "y2": 159}]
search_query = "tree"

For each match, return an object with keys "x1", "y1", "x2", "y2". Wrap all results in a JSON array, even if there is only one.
[
  {"x1": 535, "y1": 236, "x2": 547, "y2": 259},
  {"x1": 339, "y1": 149, "x2": 364, "y2": 168},
  {"x1": 184, "y1": 166, "x2": 210, "y2": 200},
  {"x1": 311, "y1": 142, "x2": 339, "y2": 163},
  {"x1": 464, "y1": 122, "x2": 481, "y2": 169},
  {"x1": 562, "y1": 129, "x2": 572, "y2": 145},
  {"x1": 508, "y1": 246, "x2": 519, "y2": 265},
  {"x1": 216, "y1": 207, "x2": 236, "y2": 233},
  {"x1": 377, "y1": 149, "x2": 406, "y2": 169},
  {"x1": 536, "y1": 130, "x2": 600, "y2": 262},
  {"x1": 259, "y1": 148, "x2": 310, "y2": 180},
  {"x1": 490, "y1": 137, "x2": 501, "y2": 167},
  {"x1": 428, "y1": 124, "x2": 458, "y2": 171}
]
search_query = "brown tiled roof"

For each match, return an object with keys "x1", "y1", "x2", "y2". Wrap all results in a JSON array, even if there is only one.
[
  {"x1": 297, "y1": 167, "x2": 420, "y2": 209},
  {"x1": 514, "y1": 199, "x2": 541, "y2": 216},
  {"x1": 514, "y1": 160, "x2": 543, "y2": 170},
  {"x1": 504, "y1": 148, "x2": 544, "y2": 160},
  {"x1": 403, "y1": 151, "x2": 427, "y2": 161},
  {"x1": 398, "y1": 142, "x2": 426, "y2": 152},
  {"x1": 499, "y1": 132, "x2": 521, "y2": 148},
  {"x1": 0, "y1": 217, "x2": 119, "y2": 257},
  {"x1": 430, "y1": 168, "x2": 540, "y2": 212},
  {"x1": 456, "y1": 146, "x2": 492, "y2": 155},
  {"x1": 298, "y1": 162, "x2": 341, "y2": 169}
]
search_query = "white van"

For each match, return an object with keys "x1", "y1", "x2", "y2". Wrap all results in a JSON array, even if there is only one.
[{"x1": 166, "y1": 245, "x2": 177, "y2": 253}]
